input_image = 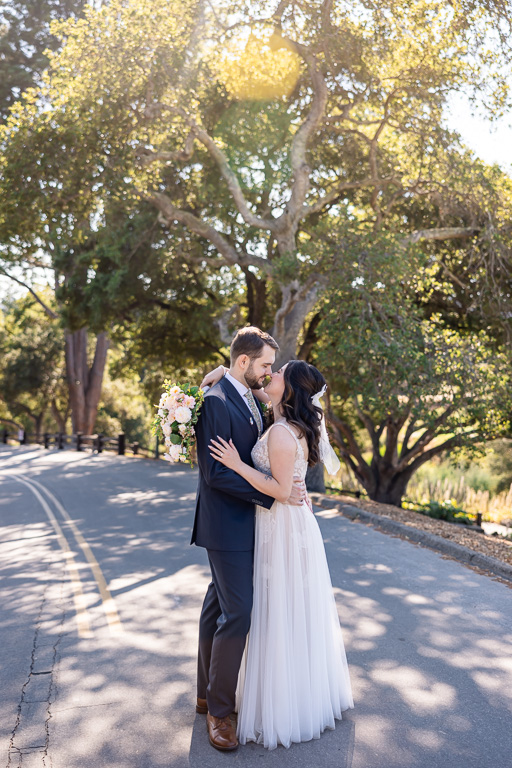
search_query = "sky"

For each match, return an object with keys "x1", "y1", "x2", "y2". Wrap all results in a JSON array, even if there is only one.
[{"x1": 445, "y1": 92, "x2": 512, "y2": 172}]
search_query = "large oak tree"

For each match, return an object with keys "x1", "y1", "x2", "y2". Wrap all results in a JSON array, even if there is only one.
[{"x1": 1, "y1": 0, "x2": 512, "y2": 496}]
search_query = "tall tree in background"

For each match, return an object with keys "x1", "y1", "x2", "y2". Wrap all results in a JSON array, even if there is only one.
[
  {"x1": 3, "y1": 0, "x2": 510, "y2": 361},
  {"x1": 0, "y1": 292, "x2": 67, "y2": 437},
  {"x1": 0, "y1": 0, "x2": 88, "y2": 122},
  {"x1": 315, "y1": 232, "x2": 512, "y2": 505},
  {"x1": 1, "y1": 0, "x2": 512, "y2": 489}
]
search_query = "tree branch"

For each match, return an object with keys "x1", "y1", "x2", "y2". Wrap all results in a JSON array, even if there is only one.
[
  {"x1": 0, "y1": 417, "x2": 24, "y2": 430},
  {"x1": 191, "y1": 122, "x2": 278, "y2": 231},
  {"x1": 399, "y1": 414, "x2": 418, "y2": 459},
  {"x1": 135, "y1": 131, "x2": 195, "y2": 166},
  {"x1": 403, "y1": 227, "x2": 479, "y2": 246},
  {"x1": 405, "y1": 434, "x2": 464, "y2": 477},
  {"x1": 302, "y1": 178, "x2": 377, "y2": 216},
  {"x1": 396, "y1": 404, "x2": 456, "y2": 471},
  {"x1": 147, "y1": 191, "x2": 272, "y2": 273},
  {"x1": 352, "y1": 396, "x2": 380, "y2": 456},
  {"x1": 326, "y1": 405, "x2": 372, "y2": 484},
  {"x1": 273, "y1": 274, "x2": 323, "y2": 343},
  {"x1": 277, "y1": 42, "x2": 329, "y2": 227},
  {"x1": 0, "y1": 267, "x2": 58, "y2": 319}
]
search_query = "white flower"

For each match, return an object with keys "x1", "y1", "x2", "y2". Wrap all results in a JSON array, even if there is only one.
[
  {"x1": 175, "y1": 405, "x2": 192, "y2": 424},
  {"x1": 164, "y1": 394, "x2": 176, "y2": 411},
  {"x1": 162, "y1": 422, "x2": 172, "y2": 437},
  {"x1": 178, "y1": 424, "x2": 187, "y2": 436},
  {"x1": 169, "y1": 444, "x2": 183, "y2": 461}
]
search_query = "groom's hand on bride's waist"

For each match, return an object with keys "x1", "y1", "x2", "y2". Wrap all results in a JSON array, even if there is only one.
[{"x1": 284, "y1": 477, "x2": 306, "y2": 506}]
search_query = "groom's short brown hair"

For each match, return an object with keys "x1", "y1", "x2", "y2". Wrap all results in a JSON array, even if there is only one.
[{"x1": 230, "y1": 326, "x2": 279, "y2": 364}]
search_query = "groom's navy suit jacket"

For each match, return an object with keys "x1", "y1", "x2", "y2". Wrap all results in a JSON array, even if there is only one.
[{"x1": 191, "y1": 376, "x2": 274, "y2": 551}]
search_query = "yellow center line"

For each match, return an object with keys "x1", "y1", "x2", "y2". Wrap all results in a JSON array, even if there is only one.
[
  {"x1": 10, "y1": 474, "x2": 93, "y2": 639},
  {"x1": 18, "y1": 474, "x2": 123, "y2": 636}
]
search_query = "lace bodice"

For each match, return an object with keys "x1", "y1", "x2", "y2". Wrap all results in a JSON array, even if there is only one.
[{"x1": 251, "y1": 421, "x2": 308, "y2": 482}]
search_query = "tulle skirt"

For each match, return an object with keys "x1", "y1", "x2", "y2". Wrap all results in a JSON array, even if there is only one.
[{"x1": 236, "y1": 501, "x2": 354, "y2": 750}]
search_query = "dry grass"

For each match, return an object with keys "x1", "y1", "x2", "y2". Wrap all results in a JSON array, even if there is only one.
[
  {"x1": 322, "y1": 493, "x2": 512, "y2": 569},
  {"x1": 330, "y1": 467, "x2": 512, "y2": 526}
]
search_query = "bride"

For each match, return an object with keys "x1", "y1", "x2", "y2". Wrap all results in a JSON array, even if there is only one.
[{"x1": 207, "y1": 360, "x2": 353, "y2": 750}]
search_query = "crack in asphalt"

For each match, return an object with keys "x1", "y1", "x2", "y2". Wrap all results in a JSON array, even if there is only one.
[{"x1": 6, "y1": 565, "x2": 67, "y2": 768}]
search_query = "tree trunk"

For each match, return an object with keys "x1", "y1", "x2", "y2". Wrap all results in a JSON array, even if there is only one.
[
  {"x1": 271, "y1": 282, "x2": 321, "y2": 367},
  {"x1": 34, "y1": 411, "x2": 44, "y2": 442},
  {"x1": 51, "y1": 399, "x2": 67, "y2": 433},
  {"x1": 65, "y1": 328, "x2": 110, "y2": 434},
  {"x1": 305, "y1": 462, "x2": 326, "y2": 493},
  {"x1": 363, "y1": 460, "x2": 413, "y2": 507},
  {"x1": 243, "y1": 270, "x2": 267, "y2": 328},
  {"x1": 369, "y1": 475, "x2": 410, "y2": 507}
]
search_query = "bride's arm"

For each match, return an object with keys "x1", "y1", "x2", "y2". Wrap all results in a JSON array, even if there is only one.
[
  {"x1": 209, "y1": 428, "x2": 296, "y2": 503},
  {"x1": 200, "y1": 366, "x2": 271, "y2": 404},
  {"x1": 200, "y1": 364, "x2": 227, "y2": 390}
]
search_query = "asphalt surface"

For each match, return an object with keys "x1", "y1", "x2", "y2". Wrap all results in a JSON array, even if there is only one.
[{"x1": 0, "y1": 444, "x2": 511, "y2": 768}]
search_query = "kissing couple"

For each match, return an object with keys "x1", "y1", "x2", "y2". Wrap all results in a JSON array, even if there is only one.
[{"x1": 191, "y1": 326, "x2": 353, "y2": 751}]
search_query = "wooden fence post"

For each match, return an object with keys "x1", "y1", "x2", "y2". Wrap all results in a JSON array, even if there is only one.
[
  {"x1": 118, "y1": 433, "x2": 125, "y2": 456},
  {"x1": 132, "y1": 442, "x2": 139, "y2": 455},
  {"x1": 2, "y1": 429, "x2": 7, "y2": 444},
  {"x1": 44, "y1": 433, "x2": 49, "y2": 449},
  {"x1": 58, "y1": 433, "x2": 64, "y2": 449},
  {"x1": 76, "y1": 432, "x2": 82, "y2": 451}
]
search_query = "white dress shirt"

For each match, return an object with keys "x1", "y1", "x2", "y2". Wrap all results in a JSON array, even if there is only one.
[{"x1": 224, "y1": 371, "x2": 255, "y2": 419}]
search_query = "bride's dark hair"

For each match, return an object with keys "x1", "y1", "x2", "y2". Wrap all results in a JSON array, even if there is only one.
[{"x1": 280, "y1": 361, "x2": 326, "y2": 467}]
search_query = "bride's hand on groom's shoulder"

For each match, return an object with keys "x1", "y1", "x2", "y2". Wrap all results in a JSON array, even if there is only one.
[
  {"x1": 200, "y1": 365, "x2": 227, "y2": 390},
  {"x1": 209, "y1": 436, "x2": 242, "y2": 471}
]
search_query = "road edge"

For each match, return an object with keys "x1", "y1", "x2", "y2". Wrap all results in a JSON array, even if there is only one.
[{"x1": 310, "y1": 494, "x2": 512, "y2": 584}]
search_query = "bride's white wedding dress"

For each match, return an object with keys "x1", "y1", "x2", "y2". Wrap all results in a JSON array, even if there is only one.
[{"x1": 236, "y1": 421, "x2": 354, "y2": 750}]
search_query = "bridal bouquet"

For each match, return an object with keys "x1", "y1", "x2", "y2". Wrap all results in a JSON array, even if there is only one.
[{"x1": 152, "y1": 381, "x2": 204, "y2": 466}]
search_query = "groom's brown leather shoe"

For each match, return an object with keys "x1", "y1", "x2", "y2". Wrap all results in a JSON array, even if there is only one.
[
  {"x1": 206, "y1": 713, "x2": 238, "y2": 751},
  {"x1": 196, "y1": 697, "x2": 208, "y2": 714}
]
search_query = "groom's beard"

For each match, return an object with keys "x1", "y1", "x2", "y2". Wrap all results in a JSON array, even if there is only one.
[{"x1": 244, "y1": 361, "x2": 264, "y2": 389}]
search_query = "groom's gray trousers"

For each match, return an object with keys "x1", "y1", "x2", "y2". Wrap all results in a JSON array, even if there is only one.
[{"x1": 197, "y1": 549, "x2": 254, "y2": 718}]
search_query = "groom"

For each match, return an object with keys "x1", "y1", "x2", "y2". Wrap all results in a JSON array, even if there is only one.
[{"x1": 191, "y1": 326, "x2": 304, "y2": 751}]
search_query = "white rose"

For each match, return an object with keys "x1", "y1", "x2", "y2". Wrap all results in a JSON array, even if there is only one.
[
  {"x1": 175, "y1": 405, "x2": 192, "y2": 424},
  {"x1": 179, "y1": 424, "x2": 187, "y2": 436},
  {"x1": 162, "y1": 422, "x2": 172, "y2": 437},
  {"x1": 164, "y1": 395, "x2": 176, "y2": 411},
  {"x1": 169, "y1": 444, "x2": 183, "y2": 461}
]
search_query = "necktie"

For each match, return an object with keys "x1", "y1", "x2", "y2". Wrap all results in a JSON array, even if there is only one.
[{"x1": 245, "y1": 390, "x2": 262, "y2": 435}]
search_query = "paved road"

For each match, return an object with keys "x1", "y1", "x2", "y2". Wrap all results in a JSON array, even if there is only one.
[{"x1": 1, "y1": 445, "x2": 511, "y2": 768}]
